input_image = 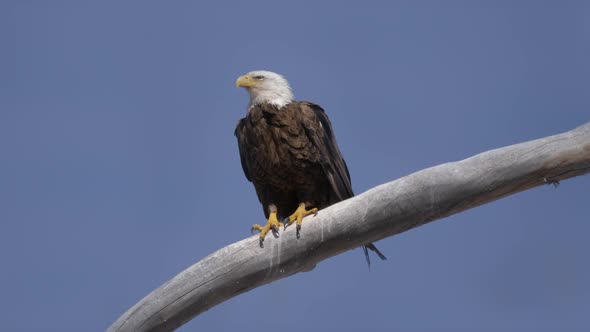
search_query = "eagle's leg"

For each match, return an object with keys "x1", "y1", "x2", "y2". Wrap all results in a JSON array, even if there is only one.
[
  {"x1": 284, "y1": 202, "x2": 318, "y2": 238},
  {"x1": 251, "y1": 204, "x2": 284, "y2": 248}
]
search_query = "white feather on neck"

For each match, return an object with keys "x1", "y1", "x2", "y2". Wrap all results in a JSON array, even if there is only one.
[{"x1": 248, "y1": 89, "x2": 294, "y2": 109}]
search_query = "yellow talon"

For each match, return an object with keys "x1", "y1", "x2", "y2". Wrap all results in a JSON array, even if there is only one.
[
  {"x1": 251, "y1": 212, "x2": 284, "y2": 247},
  {"x1": 285, "y1": 203, "x2": 318, "y2": 238}
]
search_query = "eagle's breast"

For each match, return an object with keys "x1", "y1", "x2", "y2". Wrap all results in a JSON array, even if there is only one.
[{"x1": 244, "y1": 102, "x2": 322, "y2": 190}]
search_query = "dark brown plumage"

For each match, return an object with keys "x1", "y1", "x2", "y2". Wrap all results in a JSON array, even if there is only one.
[{"x1": 236, "y1": 102, "x2": 351, "y2": 218}]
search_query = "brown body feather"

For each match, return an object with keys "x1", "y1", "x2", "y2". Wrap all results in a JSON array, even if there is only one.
[{"x1": 235, "y1": 101, "x2": 386, "y2": 264}]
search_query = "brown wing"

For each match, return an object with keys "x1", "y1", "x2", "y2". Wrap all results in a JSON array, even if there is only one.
[
  {"x1": 299, "y1": 102, "x2": 354, "y2": 202},
  {"x1": 300, "y1": 104, "x2": 387, "y2": 265},
  {"x1": 234, "y1": 118, "x2": 252, "y2": 183}
]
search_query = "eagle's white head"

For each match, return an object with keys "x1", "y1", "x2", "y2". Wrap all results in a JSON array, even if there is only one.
[{"x1": 236, "y1": 70, "x2": 294, "y2": 109}]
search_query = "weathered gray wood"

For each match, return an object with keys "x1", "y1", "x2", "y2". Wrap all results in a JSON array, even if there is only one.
[{"x1": 108, "y1": 122, "x2": 590, "y2": 332}]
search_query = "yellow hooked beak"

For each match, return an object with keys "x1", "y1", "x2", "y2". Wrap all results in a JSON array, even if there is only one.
[{"x1": 236, "y1": 75, "x2": 257, "y2": 88}]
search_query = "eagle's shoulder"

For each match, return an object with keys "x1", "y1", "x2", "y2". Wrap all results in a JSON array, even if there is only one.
[
  {"x1": 283, "y1": 101, "x2": 322, "y2": 112},
  {"x1": 234, "y1": 117, "x2": 247, "y2": 138},
  {"x1": 234, "y1": 104, "x2": 265, "y2": 135}
]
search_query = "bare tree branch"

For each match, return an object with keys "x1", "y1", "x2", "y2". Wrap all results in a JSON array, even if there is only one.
[{"x1": 108, "y1": 122, "x2": 590, "y2": 332}]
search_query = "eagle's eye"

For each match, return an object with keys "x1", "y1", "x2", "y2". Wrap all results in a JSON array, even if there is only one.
[{"x1": 253, "y1": 75, "x2": 265, "y2": 80}]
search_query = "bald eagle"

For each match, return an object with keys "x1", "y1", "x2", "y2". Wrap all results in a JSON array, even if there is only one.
[{"x1": 235, "y1": 70, "x2": 385, "y2": 265}]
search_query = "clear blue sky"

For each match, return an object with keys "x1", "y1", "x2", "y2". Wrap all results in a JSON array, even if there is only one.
[{"x1": 2, "y1": 1, "x2": 589, "y2": 331}]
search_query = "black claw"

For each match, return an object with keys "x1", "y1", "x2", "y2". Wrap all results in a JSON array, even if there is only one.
[
  {"x1": 296, "y1": 224, "x2": 301, "y2": 239},
  {"x1": 259, "y1": 237, "x2": 264, "y2": 248},
  {"x1": 271, "y1": 227, "x2": 280, "y2": 238}
]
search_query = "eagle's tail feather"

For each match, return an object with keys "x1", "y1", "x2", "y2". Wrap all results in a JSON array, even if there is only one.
[{"x1": 363, "y1": 243, "x2": 387, "y2": 268}]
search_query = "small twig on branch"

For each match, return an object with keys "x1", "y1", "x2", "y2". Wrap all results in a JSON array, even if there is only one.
[{"x1": 108, "y1": 122, "x2": 590, "y2": 332}]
